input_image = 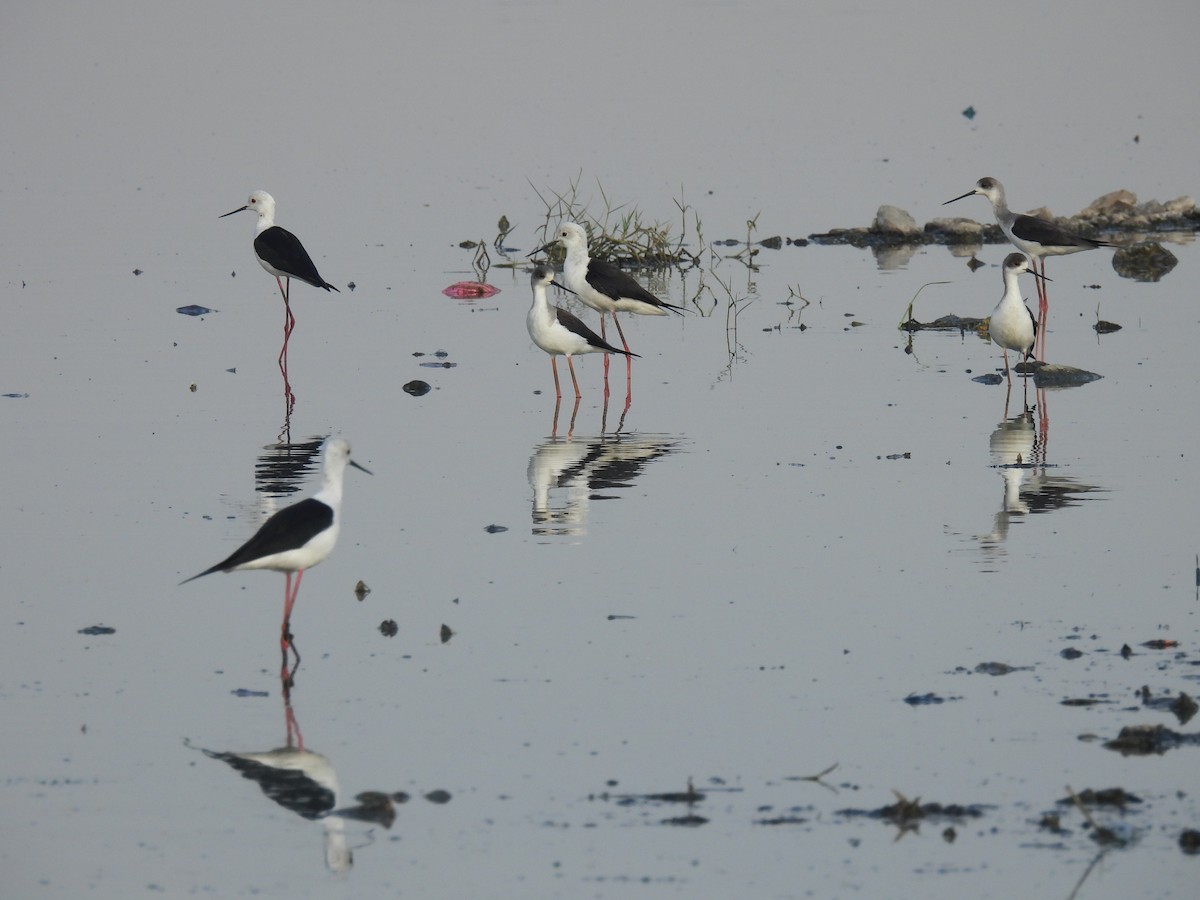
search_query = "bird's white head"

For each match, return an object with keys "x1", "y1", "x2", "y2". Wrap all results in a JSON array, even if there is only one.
[
  {"x1": 531, "y1": 265, "x2": 555, "y2": 289},
  {"x1": 1002, "y1": 252, "x2": 1032, "y2": 275},
  {"x1": 555, "y1": 221, "x2": 588, "y2": 250},
  {"x1": 530, "y1": 264, "x2": 575, "y2": 296},
  {"x1": 220, "y1": 190, "x2": 276, "y2": 223},
  {"x1": 944, "y1": 176, "x2": 1004, "y2": 208},
  {"x1": 971, "y1": 177, "x2": 1004, "y2": 204},
  {"x1": 1002, "y1": 251, "x2": 1049, "y2": 282},
  {"x1": 323, "y1": 437, "x2": 372, "y2": 478}
]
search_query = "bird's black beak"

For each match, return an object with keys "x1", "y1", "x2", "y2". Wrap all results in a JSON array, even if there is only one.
[
  {"x1": 1029, "y1": 271, "x2": 1052, "y2": 282},
  {"x1": 549, "y1": 279, "x2": 577, "y2": 296},
  {"x1": 349, "y1": 459, "x2": 373, "y2": 476},
  {"x1": 528, "y1": 241, "x2": 556, "y2": 258},
  {"x1": 219, "y1": 205, "x2": 249, "y2": 218},
  {"x1": 942, "y1": 190, "x2": 976, "y2": 206}
]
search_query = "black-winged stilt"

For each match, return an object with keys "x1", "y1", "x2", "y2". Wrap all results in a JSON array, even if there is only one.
[
  {"x1": 943, "y1": 177, "x2": 1109, "y2": 359},
  {"x1": 181, "y1": 437, "x2": 370, "y2": 659},
  {"x1": 526, "y1": 264, "x2": 636, "y2": 400}
]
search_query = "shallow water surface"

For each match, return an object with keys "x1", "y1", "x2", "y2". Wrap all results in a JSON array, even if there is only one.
[{"x1": 3, "y1": 2, "x2": 1199, "y2": 899}]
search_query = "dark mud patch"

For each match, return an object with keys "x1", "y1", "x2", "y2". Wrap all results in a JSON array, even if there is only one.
[
  {"x1": 1137, "y1": 687, "x2": 1198, "y2": 725},
  {"x1": 1104, "y1": 724, "x2": 1200, "y2": 756},
  {"x1": 904, "y1": 692, "x2": 961, "y2": 706},
  {"x1": 838, "y1": 791, "x2": 991, "y2": 835},
  {"x1": 899, "y1": 314, "x2": 985, "y2": 334},
  {"x1": 973, "y1": 661, "x2": 1034, "y2": 676},
  {"x1": 591, "y1": 778, "x2": 717, "y2": 826},
  {"x1": 1032, "y1": 363, "x2": 1103, "y2": 388},
  {"x1": 1112, "y1": 243, "x2": 1179, "y2": 281},
  {"x1": 78, "y1": 625, "x2": 116, "y2": 635},
  {"x1": 1057, "y1": 787, "x2": 1141, "y2": 809}
]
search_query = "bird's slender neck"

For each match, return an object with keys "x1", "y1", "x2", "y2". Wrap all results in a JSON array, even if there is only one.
[
  {"x1": 530, "y1": 283, "x2": 553, "y2": 319},
  {"x1": 987, "y1": 189, "x2": 1011, "y2": 218},
  {"x1": 563, "y1": 242, "x2": 590, "y2": 274},
  {"x1": 1000, "y1": 269, "x2": 1023, "y2": 303},
  {"x1": 313, "y1": 469, "x2": 344, "y2": 512},
  {"x1": 254, "y1": 211, "x2": 276, "y2": 234}
]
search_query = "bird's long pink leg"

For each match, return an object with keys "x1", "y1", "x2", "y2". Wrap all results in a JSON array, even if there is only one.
[
  {"x1": 1036, "y1": 259, "x2": 1048, "y2": 361},
  {"x1": 612, "y1": 313, "x2": 634, "y2": 389},
  {"x1": 1002, "y1": 349, "x2": 1012, "y2": 386},
  {"x1": 612, "y1": 313, "x2": 631, "y2": 353},
  {"x1": 281, "y1": 569, "x2": 304, "y2": 648},
  {"x1": 551, "y1": 357, "x2": 562, "y2": 399},
  {"x1": 600, "y1": 316, "x2": 611, "y2": 381},
  {"x1": 276, "y1": 276, "x2": 296, "y2": 339},
  {"x1": 282, "y1": 572, "x2": 293, "y2": 623},
  {"x1": 566, "y1": 355, "x2": 582, "y2": 399},
  {"x1": 283, "y1": 696, "x2": 305, "y2": 751},
  {"x1": 567, "y1": 395, "x2": 580, "y2": 440}
]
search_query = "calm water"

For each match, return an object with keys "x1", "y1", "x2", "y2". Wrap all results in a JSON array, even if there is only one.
[{"x1": 3, "y1": 2, "x2": 1198, "y2": 898}]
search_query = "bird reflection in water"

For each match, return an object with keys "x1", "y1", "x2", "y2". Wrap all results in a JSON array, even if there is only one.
[
  {"x1": 976, "y1": 388, "x2": 1103, "y2": 563},
  {"x1": 188, "y1": 672, "x2": 392, "y2": 873},
  {"x1": 547, "y1": 385, "x2": 636, "y2": 439},
  {"x1": 529, "y1": 434, "x2": 680, "y2": 537}
]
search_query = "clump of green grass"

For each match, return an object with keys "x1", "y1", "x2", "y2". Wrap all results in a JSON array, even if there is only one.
[{"x1": 531, "y1": 172, "x2": 702, "y2": 268}]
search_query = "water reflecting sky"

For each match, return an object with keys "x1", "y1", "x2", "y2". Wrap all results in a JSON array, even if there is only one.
[{"x1": 2, "y1": 1, "x2": 1197, "y2": 897}]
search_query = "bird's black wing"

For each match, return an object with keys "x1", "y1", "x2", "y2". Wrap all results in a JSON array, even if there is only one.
[
  {"x1": 586, "y1": 258, "x2": 684, "y2": 313},
  {"x1": 255, "y1": 227, "x2": 340, "y2": 291},
  {"x1": 1024, "y1": 304, "x2": 1038, "y2": 360},
  {"x1": 203, "y1": 750, "x2": 335, "y2": 820},
  {"x1": 1010, "y1": 214, "x2": 1106, "y2": 250},
  {"x1": 182, "y1": 498, "x2": 334, "y2": 581},
  {"x1": 555, "y1": 307, "x2": 638, "y2": 357}
]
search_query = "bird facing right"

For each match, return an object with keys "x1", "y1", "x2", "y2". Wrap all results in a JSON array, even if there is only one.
[{"x1": 181, "y1": 437, "x2": 370, "y2": 659}]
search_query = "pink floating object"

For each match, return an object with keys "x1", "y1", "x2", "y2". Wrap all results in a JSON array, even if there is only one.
[{"x1": 442, "y1": 281, "x2": 500, "y2": 299}]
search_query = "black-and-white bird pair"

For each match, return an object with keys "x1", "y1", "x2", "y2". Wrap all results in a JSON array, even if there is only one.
[
  {"x1": 526, "y1": 265, "x2": 636, "y2": 399},
  {"x1": 534, "y1": 222, "x2": 684, "y2": 360},
  {"x1": 944, "y1": 177, "x2": 1110, "y2": 359}
]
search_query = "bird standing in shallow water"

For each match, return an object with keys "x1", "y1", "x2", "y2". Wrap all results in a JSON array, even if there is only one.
[
  {"x1": 534, "y1": 222, "x2": 683, "y2": 366},
  {"x1": 943, "y1": 177, "x2": 1110, "y2": 360},
  {"x1": 988, "y1": 253, "x2": 1046, "y2": 385},
  {"x1": 526, "y1": 264, "x2": 637, "y2": 400},
  {"x1": 221, "y1": 191, "x2": 339, "y2": 346},
  {"x1": 181, "y1": 437, "x2": 370, "y2": 664}
]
